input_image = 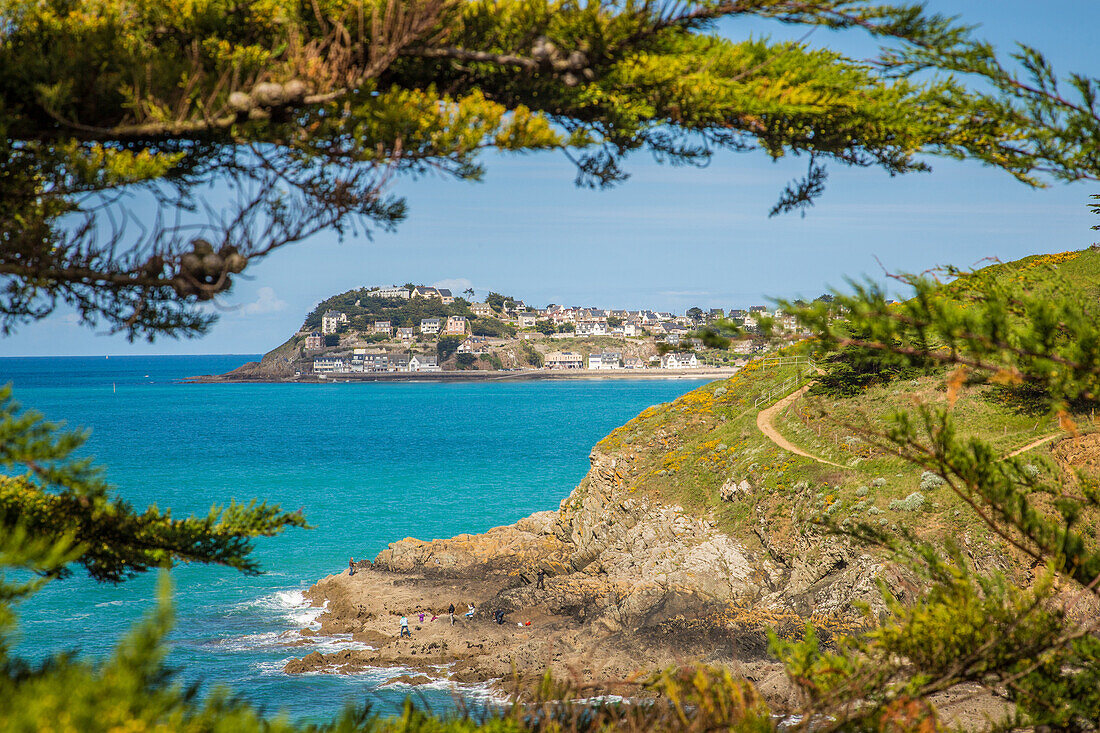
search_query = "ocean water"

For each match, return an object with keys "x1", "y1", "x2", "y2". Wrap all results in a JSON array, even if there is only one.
[{"x1": 0, "y1": 355, "x2": 708, "y2": 723}]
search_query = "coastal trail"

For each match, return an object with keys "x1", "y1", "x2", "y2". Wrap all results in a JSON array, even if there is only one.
[
  {"x1": 1004, "y1": 433, "x2": 1061, "y2": 458},
  {"x1": 756, "y1": 383, "x2": 1063, "y2": 467},
  {"x1": 756, "y1": 384, "x2": 849, "y2": 469}
]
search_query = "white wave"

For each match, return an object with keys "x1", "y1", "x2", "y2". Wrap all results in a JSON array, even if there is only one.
[
  {"x1": 213, "y1": 627, "x2": 372, "y2": 657},
  {"x1": 232, "y1": 588, "x2": 328, "y2": 629}
]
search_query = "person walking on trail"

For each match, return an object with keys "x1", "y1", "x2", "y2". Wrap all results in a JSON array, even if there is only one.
[
  {"x1": 536, "y1": 567, "x2": 546, "y2": 590},
  {"x1": 449, "y1": 603, "x2": 456, "y2": 626},
  {"x1": 348, "y1": 557, "x2": 355, "y2": 576},
  {"x1": 418, "y1": 611, "x2": 425, "y2": 624},
  {"x1": 399, "y1": 615, "x2": 411, "y2": 638}
]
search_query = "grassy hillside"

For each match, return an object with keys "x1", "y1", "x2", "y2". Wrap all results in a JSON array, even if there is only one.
[{"x1": 592, "y1": 248, "x2": 1100, "y2": 568}]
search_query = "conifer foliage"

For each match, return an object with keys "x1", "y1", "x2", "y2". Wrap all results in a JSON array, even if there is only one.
[{"x1": 3, "y1": 1, "x2": 1100, "y2": 730}]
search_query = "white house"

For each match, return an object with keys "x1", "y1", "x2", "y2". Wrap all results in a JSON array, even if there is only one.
[
  {"x1": 546, "y1": 351, "x2": 583, "y2": 369},
  {"x1": 517, "y1": 311, "x2": 539, "y2": 328},
  {"x1": 373, "y1": 320, "x2": 392, "y2": 335},
  {"x1": 624, "y1": 356, "x2": 646, "y2": 369},
  {"x1": 469, "y1": 302, "x2": 493, "y2": 317},
  {"x1": 397, "y1": 327, "x2": 414, "y2": 340},
  {"x1": 312, "y1": 357, "x2": 347, "y2": 374},
  {"x1": 408, "y1": 354, "x2": 441, "y2": 372},
  {"x1": 420, "y1": 318, "x2": 441, "y2": 335},
  {"x1": 623, "y1": 323, "x2": 639, "y2": 337},
  {"x1": 410, "y1": 286, "x2": 453, "y2": 302},
  {"x1": 587, "y1": 352, "x2": 622, "y2": 370},
  {"x1": 367, "y1": 286, "x2": 411, "y2": 299},
  {"x1": 661, "y1": 352, "x2": 699, "y2": 369},
  {"x1": 321, "y1": 310, "x2": 348, "y2": 335},
  {"x1": 575, "y1": 321, "x2": 608, "y2": 337}
]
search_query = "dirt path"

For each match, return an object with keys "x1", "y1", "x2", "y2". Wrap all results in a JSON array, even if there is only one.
[
  {"x1": 756, "y1": 384, "x2": 849, "y2": 469},
  {"x1": 1004, "y1": 433, "x2": 1061, "y2": 458},
  {"x1": 756, "y1": 381, "x2": 1061, "y2": 469}
]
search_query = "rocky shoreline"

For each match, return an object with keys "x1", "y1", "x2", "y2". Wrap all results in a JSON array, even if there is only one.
[{"x1": 283, "y1": 449, "x2": 889, "y2": 702}]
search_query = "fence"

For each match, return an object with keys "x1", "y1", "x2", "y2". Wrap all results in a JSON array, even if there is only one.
[
  {"x1": 752, "y1": 356, "x2": 818, "y2": 409},
  {"x1": 758, "y1": 355, "x2": 817, "y2": 370}
]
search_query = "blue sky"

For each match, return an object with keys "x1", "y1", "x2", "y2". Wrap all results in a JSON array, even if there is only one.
[{"x1": 4, "y1": 1, "x2": 1098, "y2": 357}]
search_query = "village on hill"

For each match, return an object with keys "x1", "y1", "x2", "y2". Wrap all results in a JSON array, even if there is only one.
[{"x1": 290, "y1": 283, "x2": 814, "y2": 376}]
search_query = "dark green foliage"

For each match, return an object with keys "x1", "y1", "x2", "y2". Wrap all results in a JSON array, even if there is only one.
[
  {"x1": 484, "y1": 292, "x2": 515, "y2": 313},
  {"x1": 307, "y1": 290, "x2": 471, "y2": 330},
  {"x1": 521, "y1": 343, "x2": 543, "y2": 368},
  {"x1": 455, "y1": 354, "x2": 478, "y2": 369},
  {"x1": 535, "y1": 320, "x2": 555, "y2": 336},
  {"x1": 437, "y1": 336, "x2": 463, "y2": 362},
  {"x1": 323, "y1": 334, "x2": 340, "y2": 347},
  {"x1": 809, "y1": 338, "x2": 934, "y2": 398},
  {"x1": 470, "y1": 317, "x2": 516, "y2": 338}
]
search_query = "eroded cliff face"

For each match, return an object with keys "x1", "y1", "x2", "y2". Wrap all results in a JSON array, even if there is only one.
[
  {"x1": 364, "y1": 447, "x2": 890, "y2": 653},
  {"x1": 285, "y1": 442, "x2": 908, "y2": 691},
  {"x1": 550, "y1": 449, "x2": 892, "y2": 627}
]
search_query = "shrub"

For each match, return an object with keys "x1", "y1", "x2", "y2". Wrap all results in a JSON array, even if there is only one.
[
  {"x1": 889, "y1": 491, "x2": 926, "y2": 512},
  {"x1": 920, "y1": 471, "x2": 946, "y2": 491},
  {"x1": 855, "y1": 486, "x2": 869, "y2": 497},
  {"x1": 871, "y1": 478, "x2": 887, "y2": 488},
  {"x1": 522, "y1": 343, "x2": 543, "y2": 367}
]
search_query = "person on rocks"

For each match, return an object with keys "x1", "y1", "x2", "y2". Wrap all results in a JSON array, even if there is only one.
[
  {"x1": 536, "y1": 567, "x2": 546, "y2": 589},
  {"x1": 449, "y1": 603, "x2": 456, "y2": 626},
  {"x1": 494, "y1": 608, "x2": 506, "y2": 625},
  {"x1": 349, "y1": 557, "x2": 355, "y2": 576},
  {"x1": 399, "y1": 615, "x2": 411, "y2": 638},
  {"x1": 465, "y1": 603, "x2": 475, "y2": 620}
]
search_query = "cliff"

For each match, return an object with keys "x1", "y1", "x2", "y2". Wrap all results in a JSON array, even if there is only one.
[{"x1": 284, "y1": 249, "x2": 1100, "y2": 696}]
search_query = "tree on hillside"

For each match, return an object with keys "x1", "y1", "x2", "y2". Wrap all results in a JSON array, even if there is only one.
[
  {"x1": 437, "y1": 335, "x2": 464, "y2": 362},
  {"x1": 3, "y1": 0, "x2": 1100, "y2": 729}
]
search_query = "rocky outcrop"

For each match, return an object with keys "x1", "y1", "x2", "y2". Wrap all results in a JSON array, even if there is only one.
[
  {"x1": 374, "y1": 511, "x2": 569, "y2": 576},
  {"x1": 287, "y1": 447, "x2": 890, "y2": 690}
]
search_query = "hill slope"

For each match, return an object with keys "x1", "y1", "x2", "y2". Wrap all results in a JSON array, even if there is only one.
[{"x1": 287, "y1": 248, "x2": 1100, "y2": 694}]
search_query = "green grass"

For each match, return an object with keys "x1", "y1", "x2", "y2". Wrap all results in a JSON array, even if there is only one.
[{"x1": 587, "y1": 248, "x2": 1100, "y2": 565}]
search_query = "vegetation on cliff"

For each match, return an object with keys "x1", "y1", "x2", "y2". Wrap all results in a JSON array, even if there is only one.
[{"x1": 303, "y1": 289, "x2": 475, "y2": 330}]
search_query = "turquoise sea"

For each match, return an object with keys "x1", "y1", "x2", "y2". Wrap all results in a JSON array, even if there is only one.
[{"x1": 1, "y1": 355, "x2": 707, "y2": 723}]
